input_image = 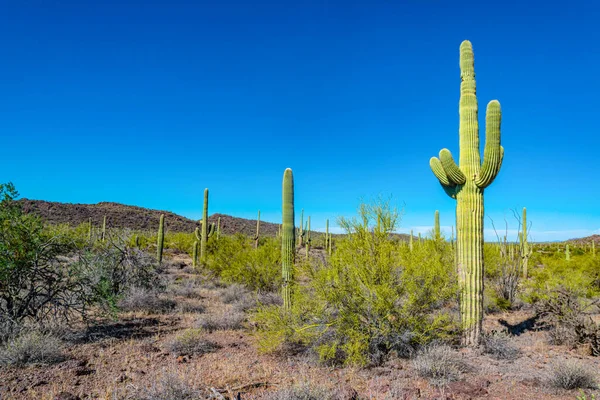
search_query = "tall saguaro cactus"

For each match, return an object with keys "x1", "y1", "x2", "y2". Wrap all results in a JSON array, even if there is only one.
[
  {"x1": 157, "y1": 214, "x2": 165, "y2": 264},
  {"x1": 282, "y1": 168, "x2": 295, "y2": 309},
  {"x1": 429, "y1": 40, "x2": 504, "y2": 346}
]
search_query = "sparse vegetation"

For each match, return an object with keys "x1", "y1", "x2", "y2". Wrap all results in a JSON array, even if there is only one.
[
  {"x1": 549, "y1": 360, "x2": 597, "y2": 390},
  {"x1": 164, "y1": 329, "x2": 220, "y2": 356},
  {"x1": 0, "y1": 331, "x2": 66, "y2": 367},
  {"x1": 481, "y1": 331, "x2": 520, "y2": 360},
  {"x1": 412, "y1": 344, "x2": 469, "y2": 386}
]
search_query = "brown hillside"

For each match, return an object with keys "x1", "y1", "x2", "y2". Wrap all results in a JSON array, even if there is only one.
[
  {"x1": 566, "y1": 234, "x2": 600, "y2": 245},
  {"x1": 19, "y1": 199, "x2": 282, "y2": 237}
]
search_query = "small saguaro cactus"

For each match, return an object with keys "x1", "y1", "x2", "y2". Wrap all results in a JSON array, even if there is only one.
[
  {"x1": 254, "y1": 210, "x2": 261, "y2": 249},
  {"x1": 200, "y1": 188, "x2": 215, "y2": 263},
  {"x1": 409, "y1": 229, "x2": 414, "y2": 252},
  {"x1": 566, "y1": 244, "x2": 571, "y2": 261},
  {"x1": 520, "y1": 207, "x2": 532, "y2": 278},
  {"x1": 327, "y1": 232, "x2": 333, "y2": 256},
  {"x1": 305, "y1": 216, "x2": 311, "y2": 260},
  {"x1": 593, "y1": 241, "x2": 596, "y2": 257},
  {"x1": 135, "y1": 235, "x2": 140, "y2": 248},
  {"x1": 282, "y1": 168, "x2": 295, "y2": 309},
  {"x1": 157, "y1": 214, "x2": 165, "y2": 264},
  {"x1": 217, "y1": 217, "x2": 221, "y2": 240},
  {"x1": 192, "y1": 240, "x2": 199, "y2": 267},
  {"x1": 297, "y1": 209, "x2": 305, "y2": 246},
  {"x1": 88, "y1": 217, "x2": 93, "y2": 241},
  {"x1": 325, "y1": 219, "x2": 329, "y2": 248},
  {"x1": 429, "y1": 40, "x2": 504, "y2": 346},
  {"x1": 102, "y1": 215, "x2": 107, "y2": 242},
  {"x1": 434, "y1": 210, "x2": 441, "y2": 241},
  {"x1": 418, "y1": 232, "x2": 422, "y2": 244}
]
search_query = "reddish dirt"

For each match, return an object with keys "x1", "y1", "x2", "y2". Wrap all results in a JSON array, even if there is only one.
[{"x1": 1, "y1": 254, "x2": 599, "y2": 400}]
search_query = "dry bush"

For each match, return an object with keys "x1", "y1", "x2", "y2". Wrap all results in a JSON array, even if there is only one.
[
  {"x1": 219, "y1": 283, "x2": 252, "y2": 304},
  {"x1": 118, "y1": 287, "x2": 177, "y2": 313},
  {"x1": 195, "y1": 312, "x2": 245, "y2": 333},
  {"x1": 0, "y1": 331, "x2": 66, "y2": 367},
  {"x1": 549, "y1": 360, "x2": 597, "y2": 390},
  {"x1": 259, "y1": 383, "x2": 338, "y2": 400},
  {"x1": 481, "y1": 331, "x2": 520, "y2": 360},
  {"x1": 412, "y1": 344, "x2": 469, "y2": 386},
  {"x1": 163, "y1": 329, "x2": 220, "y2": 356},
  {"x1": 169, "y1": 280, "x2": 202, "y2": 299},
  {"x1": 139, "y1": 372, "x2": 202, "y2": 400}
]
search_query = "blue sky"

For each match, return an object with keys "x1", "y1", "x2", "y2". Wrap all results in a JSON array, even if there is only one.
[{"x1": 1, "y1": 0, "x2": 599, "y2": 242}]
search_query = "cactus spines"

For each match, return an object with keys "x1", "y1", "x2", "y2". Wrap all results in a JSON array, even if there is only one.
[
  {"x1": 254, "y1": 210, "x2": 261, "y2": 249},
  {"x1": 434, "y1": 210, "x2": 441, "y2": 241},
  {"x1": 101, "y1": 215, "x2": 107, "y2": 242},
  {"x1": 429, "y1": 40, "x2": 504, "y2": 346},
  {"x1": 157, "y1": 214, "x2": 165, "y2": 264},
  {"x1": 282, "y1": 168, "x2": 295, "y2": 309}
]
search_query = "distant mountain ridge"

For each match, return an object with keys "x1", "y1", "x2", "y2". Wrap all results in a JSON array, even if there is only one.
[{"x1": 19, "y1": 199, "x2": 281, "y2": 237}]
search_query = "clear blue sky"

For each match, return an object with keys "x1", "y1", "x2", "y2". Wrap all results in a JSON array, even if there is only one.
[{"x1": 1, "y1": 0, "x2": 599, "y2": 242}]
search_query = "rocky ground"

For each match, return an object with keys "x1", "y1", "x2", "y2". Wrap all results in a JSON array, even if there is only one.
[{"x1": 1, "y1": 253, "x2": 599, "y2": 400}]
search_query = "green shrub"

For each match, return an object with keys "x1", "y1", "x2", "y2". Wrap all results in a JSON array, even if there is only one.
[
  {"x1": 253, "y1": 199, "x2": 459, "y2": 367},
  {"x1": 206, "y1": 234, "x2": 281, "y2": 291}
]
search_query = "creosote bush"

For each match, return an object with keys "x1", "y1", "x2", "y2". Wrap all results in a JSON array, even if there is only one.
[
  {"x1": 253, "y1": 199, "x2": 459, "y2": 367},
  {"x1": 118, "y1": 287, "x2": 177, "y2": 314},
  {"x1": 196, "y1": 312, "x2": 245, "y2": 332}
]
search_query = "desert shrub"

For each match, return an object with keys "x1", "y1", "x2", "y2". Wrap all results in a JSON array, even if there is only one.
[
  {"x1": 164, "y1": 329, "x2": 220, "y2": 356},
  {"x1": 169, "y1": 280, "x2": 202, "y2": 299},
  {"x1": 254, "y1": 199, "x2": 459, "y2": 367},
  {"x1": 196, "y1": 312, "x2": 245, "y2": 332},
  {"x1": 233, "y1": 291, "x2": 283, "y2": 313},
  {"x1": 481, "y1": 331, "x2": 520, "y2": 360},
  {"x1": 206, "y1": 234, "x2": 281, "y2": 291},
  {"x1": 0, "y1": 183, "x2": 90, "y2": 329},
  {"x1": 219, "y1": 283, "x2": 252, "y2": 304},
  {"x1": 549, "y1": 360, "x2": 597, "y2": 390},
  {"x1": 140, "y1": 371, "x2": 202, "y2": 400},
  {"x1": 523, "y1": 255, "x2": 600, "y2": 304},
  {"x1": 0, "y1": 330, "x2": 66, "y2": 367},
  {"x1": 412, "y1": 344, "x2": 469, "y2": 386},
  {"x1": 260, "y1": 383, "x2": 338, "y2": 400},
  {"x1": 118, "y1": 287, "x2": 177, "y2": 313},
  {"x1": 164, "y1": 232, "x2": 196, "y2": 254},
  {"x1": 176, "y1": 301, "x2": 206, "y2": 314},
  {"x1": 536, "y1": 289, "x2": 600, "y2": 356},
  {"x1": 73, "y1": 234, "x2": 163, "y2": 315}
]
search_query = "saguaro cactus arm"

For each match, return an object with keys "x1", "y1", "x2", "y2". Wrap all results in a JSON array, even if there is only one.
[{"x1": 475, "y1": 101, "x2": 504, "y2": 188}]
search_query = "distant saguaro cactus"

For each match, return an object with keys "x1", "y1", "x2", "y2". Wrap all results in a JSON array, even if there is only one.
[
  {"x1": 254, "y1": 210, "x2": 261, "y2": 249},
  {"x1": 520, "y1": 207, "x2": 532, "y2": 278},
  {"x1": 305, "y1": 216, "x2": 311, "y2": 260},
  {"x1": 216, "y1": 217, "x2": 221, "y2": 240},
  {"x1": 434, "y1": 210, "x2": 441, "y2": 241},
  {"x1": 566, "y1": 244, "x2": 571, "y2": 261},
  {"x1": 157, "y1": 214, "x2": 165, "y2": 264},
  {"x1": 88, "y1": 217, "x2": 93, "y2": 241},
  {"x1": 298, "y1": 209, "x2": 305, "y2": 246},
  {"x1": 325, "y1": 219, "x2": 329, "y2": 248},
  {"x1": 282, "y1": 168, "x2": 295, "y2": 309},
  {"x1": 429, "y1": 40, "x2": 504, "y2": 346},
  {"x1": 101, "y1": 215, "x2": 107, "y2": 242},
  {"x1": 409, "y1": 229, "x2": 414, "y2": 252},
  {"x1": 200, "y1": 188, "x2": 215, "y2": 263}
]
